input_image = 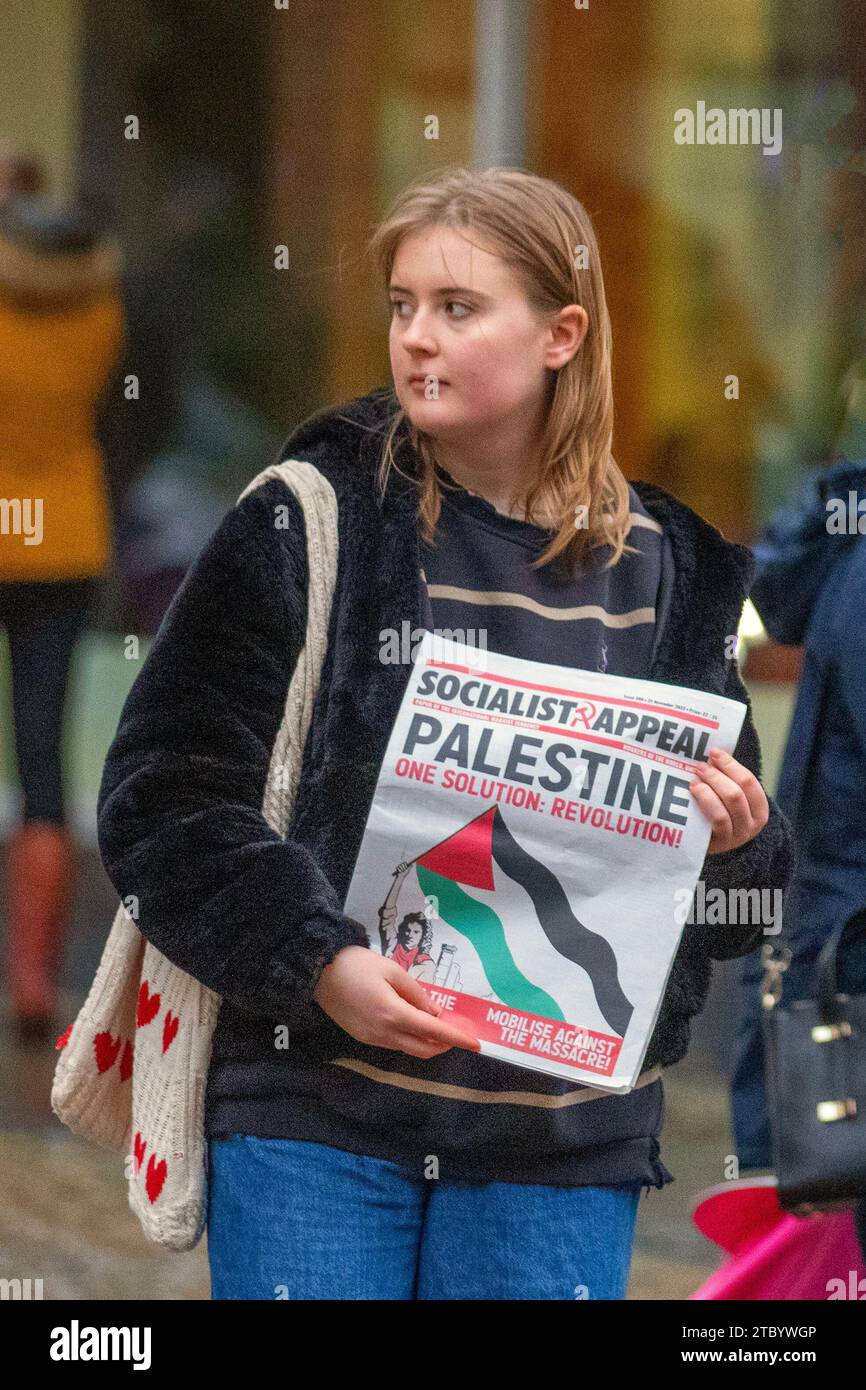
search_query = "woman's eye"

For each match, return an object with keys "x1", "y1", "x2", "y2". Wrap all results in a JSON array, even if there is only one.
[{"x1": 389, "y1": 299, "x2": 473, "y2": 320}]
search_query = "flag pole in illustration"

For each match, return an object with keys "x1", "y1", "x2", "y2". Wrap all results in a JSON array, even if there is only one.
[{"x1": 407, "y1": 803, "x2": 633, "y2": 1037}]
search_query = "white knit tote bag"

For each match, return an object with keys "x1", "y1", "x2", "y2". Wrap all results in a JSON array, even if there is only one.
[{"x1": 52, "y1": 459, "x2": 340, "y2": 1250}]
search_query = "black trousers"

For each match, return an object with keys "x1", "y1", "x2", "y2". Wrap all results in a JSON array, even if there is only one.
[{"x1": 0, "y1": 578, "x2": 97, "y2": 825}]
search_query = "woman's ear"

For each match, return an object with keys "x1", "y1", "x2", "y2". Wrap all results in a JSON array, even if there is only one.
[{"x1": 544, "y1": 303, "x2": 588, "y2": 372}]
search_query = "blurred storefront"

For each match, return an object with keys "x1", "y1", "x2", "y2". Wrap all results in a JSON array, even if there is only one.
[{"x1": 5, "y1": 1, "x2": 861, "y2": 520}]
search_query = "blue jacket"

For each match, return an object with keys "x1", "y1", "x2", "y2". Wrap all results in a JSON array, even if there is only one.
[{"x1": 731, "y1": 457, "x2": 866, "y2": 1166}]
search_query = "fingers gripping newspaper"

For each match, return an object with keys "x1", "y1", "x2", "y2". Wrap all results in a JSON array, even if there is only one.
[{"x1": 343, "y1": 633, "x2": 747, "y2": 1091}]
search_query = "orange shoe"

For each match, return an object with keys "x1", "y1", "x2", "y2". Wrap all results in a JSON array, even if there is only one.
[{"x1": 4, "y1": 820, "x2": 76, "y2": 1039}]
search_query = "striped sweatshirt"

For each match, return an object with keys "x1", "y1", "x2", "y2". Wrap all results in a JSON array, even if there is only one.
[
  {"x1": 410, "y1": 468, "x2": 675, "y2": 1188},
  {"x1": 421, "y1": 466, "x2": 674, "y2": 672}
]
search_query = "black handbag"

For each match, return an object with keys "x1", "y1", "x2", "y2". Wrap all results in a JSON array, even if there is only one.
[{"x1": 761, "y1": 907, "x2": 866, "y2": 1215}]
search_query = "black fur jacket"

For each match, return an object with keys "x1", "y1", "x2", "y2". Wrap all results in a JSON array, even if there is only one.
[{"x1": 96, "y1": 385, "x2": 794, "y2": 1162}]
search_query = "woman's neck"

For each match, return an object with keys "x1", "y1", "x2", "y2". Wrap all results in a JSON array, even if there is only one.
[
  {"x1": 435, "y1": 453, "x2": 557, "y2": 526},
  {"x1": 427, "y1": 389, "x2": 556, "y2": 523}
]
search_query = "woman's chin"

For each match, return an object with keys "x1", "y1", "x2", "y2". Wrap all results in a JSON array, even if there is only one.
[
  {"x1": 401, "y1": 397, "x2": 462, "y2": 436},
  {"x1": 401, "y1": 391, "x2": 448, "y2": 415}
]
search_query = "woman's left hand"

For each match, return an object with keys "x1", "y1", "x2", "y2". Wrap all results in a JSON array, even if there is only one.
[{"x1": 689, "y1": 747, "x2": 769, "y2": 854}]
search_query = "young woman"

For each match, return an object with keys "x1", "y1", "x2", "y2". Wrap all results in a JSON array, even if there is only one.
[{"x1": 96, "y1": 166, "x2": 793, "y2": 1300}]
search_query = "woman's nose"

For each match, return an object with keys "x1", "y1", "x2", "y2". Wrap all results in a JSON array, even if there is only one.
[{"x1": 401, "y1": 310, "x2": 436, "y2": 349}]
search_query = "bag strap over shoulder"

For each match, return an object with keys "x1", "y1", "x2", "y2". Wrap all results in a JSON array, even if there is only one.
[
  {"x1": 236, "y1": 458, "x2": 339, "y2": 833},
  {"x1": 236, "y1": 457, "x2": 338, "y2": 628}
]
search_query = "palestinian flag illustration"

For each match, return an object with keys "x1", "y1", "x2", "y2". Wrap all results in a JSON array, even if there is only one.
[{"x1": 410, "y1": 804, "x2": 634, "y2": 1038}]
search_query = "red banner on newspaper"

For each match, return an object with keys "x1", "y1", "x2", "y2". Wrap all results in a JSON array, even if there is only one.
[{"x1": 417, "y1": 983, "x2": 623, "y2": 1076}]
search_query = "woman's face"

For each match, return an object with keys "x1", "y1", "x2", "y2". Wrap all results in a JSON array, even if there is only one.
[{"x1": 388, "y1": 224, "x2": 582, "y2": 442}]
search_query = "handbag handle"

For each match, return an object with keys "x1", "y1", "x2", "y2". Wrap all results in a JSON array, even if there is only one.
[{"x1": 815, "y1": 905, "x2": 866, "y2": 1019}]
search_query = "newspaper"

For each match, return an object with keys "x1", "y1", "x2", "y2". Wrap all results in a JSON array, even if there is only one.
[{"x1": 343, "y1": 632, "x2": 747, "y2": 1091}]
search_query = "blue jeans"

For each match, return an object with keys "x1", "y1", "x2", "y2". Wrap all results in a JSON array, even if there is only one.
[{"x1": 206, "y1": 1135, "x2": 642, "y2": 1300}]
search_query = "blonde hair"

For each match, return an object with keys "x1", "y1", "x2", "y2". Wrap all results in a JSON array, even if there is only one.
[{"x1": 364, "y1": 164, "x2": 639, "y2": 574}]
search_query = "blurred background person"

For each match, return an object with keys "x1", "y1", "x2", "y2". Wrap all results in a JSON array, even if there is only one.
[
  {"x1": 731, "y1": 453, "x2": 866, "y2": 1259},
  {"x1": 0, "y1": 143, "x2": 124, "y2": 1041}
]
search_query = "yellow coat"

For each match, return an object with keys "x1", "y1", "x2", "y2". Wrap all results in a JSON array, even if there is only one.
[{"x1": 0, "y1": 207, "x2": 124, "y2": 581}]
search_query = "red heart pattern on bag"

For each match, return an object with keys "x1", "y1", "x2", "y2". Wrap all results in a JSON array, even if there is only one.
[
  {"x1": 137, "y1": 981, "x2": 161, "y2": 1027},
  {"x1": 93, "y1": 1030, "x2": 136, "y2": 1080},
  {"x1": 133, "y1": 1131, "x2": 147, "y2": 1175},
  {"x1": 89, "y1": 989, "x2": 179, "y2": 1210},
  {"x1": 145, "y1": 1153, "x2": 167, "y2": 1204},
  {"x1": 133, "y1": 1134, "x2": 170, "y2": 1205},
  {"x1": 55, "y1": 1022, "x2": 73, "y2": 1050},
  {"x1": 162, "y1": 1011, "x2": 179, "y2": 1054},
  {"x1": 94, "y1": 1031, "x2": 122, "y2": 1074}
]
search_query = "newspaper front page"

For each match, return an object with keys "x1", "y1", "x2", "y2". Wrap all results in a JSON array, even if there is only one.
[{"x1": 343, "y1": 633, "x2": 747, "y2": 1091}]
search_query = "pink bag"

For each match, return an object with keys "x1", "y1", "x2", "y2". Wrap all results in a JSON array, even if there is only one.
[{"x1": 690, "y1": 1177, "x2": 866, "y2": 1300}]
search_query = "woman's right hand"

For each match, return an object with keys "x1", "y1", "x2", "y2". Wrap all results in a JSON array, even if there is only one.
[{"x1": 312, "y1": 945, "x2": 481, "y2": 1059}]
